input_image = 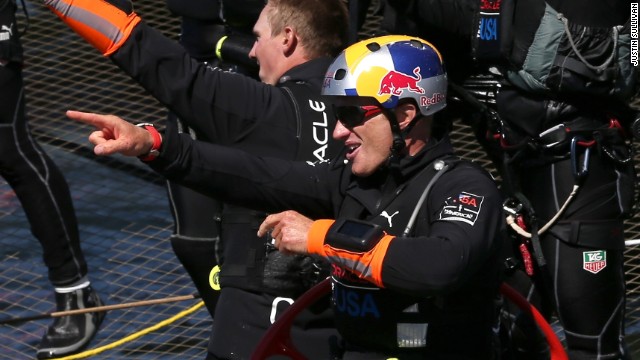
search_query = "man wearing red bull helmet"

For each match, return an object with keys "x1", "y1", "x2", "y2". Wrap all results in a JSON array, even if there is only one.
[{"x1": 63, "y1": 35, "x2": 505, "y2": 359}]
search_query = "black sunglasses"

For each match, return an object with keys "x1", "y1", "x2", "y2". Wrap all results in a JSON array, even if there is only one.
[{"x1": 334, "y1": 105, "x2": 383, "y2": 129}]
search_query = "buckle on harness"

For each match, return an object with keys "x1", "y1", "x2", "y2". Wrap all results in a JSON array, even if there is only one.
[
  {"x1": 397, "y1": 304, "x2": 427, "y2": 348},
  {"x1": 538, "y1": 123, "x2": 568, "y2": 148},
  {"x1": 503, "y1": 198, "x2": 523, "y2": 216}
]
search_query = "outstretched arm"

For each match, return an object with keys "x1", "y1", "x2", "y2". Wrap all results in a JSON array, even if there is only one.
[
  {"x1": 65, "y1": 110, "x2": 155, "y2": 157},
  {"x1": 68, "y1": 110, "x2": 337, "y2": 220},
  {"x1": 44, "y1": 0, "x2": 140, "y2": 55},
  {"x1": 42, "y1": 0, "x2": 291, "y2": 146}
]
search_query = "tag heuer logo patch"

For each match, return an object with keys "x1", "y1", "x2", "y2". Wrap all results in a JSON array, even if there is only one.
[{"x1": 583, "y1": 250, "x2": 606, "y2": 274}]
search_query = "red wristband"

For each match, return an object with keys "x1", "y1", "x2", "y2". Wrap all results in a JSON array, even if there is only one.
[{"x1": 136, "y1": 123, "x2": 162, "y2": 161}]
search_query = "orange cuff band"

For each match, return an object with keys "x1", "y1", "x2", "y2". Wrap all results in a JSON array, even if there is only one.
[
  {"x1": 307, "y1": 220, "x2": 334, "y2": 257},
  {"x1": 45, "y1": 0, "x2": 141, "y2": 56},
  {"x1": 367, "y1": 234, "x2": 394, "y2": 287}
]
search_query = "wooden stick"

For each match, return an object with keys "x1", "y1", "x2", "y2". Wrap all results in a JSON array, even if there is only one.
[{"x1": 0, "y1": 294, "x2": 200, "y2": 325}]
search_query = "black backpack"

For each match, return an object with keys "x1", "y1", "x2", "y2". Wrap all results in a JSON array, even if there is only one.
[{"x1": 471, "y1": 0, "x2": 638, "y2": 102}]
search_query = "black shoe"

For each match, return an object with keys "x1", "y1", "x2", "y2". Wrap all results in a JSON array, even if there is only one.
[{"x1": 36, "y1": 285, "x2": 105, "y2": 359}]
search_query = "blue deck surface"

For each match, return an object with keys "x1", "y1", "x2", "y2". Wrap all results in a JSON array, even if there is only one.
[
  {"x1": 0, "y1": 143, "x2": 211, "y2": 359},
  {"x1": 0, "y1": 2, "x2": 215, "y2": 358}
]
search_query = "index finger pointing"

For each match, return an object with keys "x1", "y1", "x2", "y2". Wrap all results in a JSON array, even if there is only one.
[{"x1": 66, "y1": 110, "x2": 112, "y2": 129}]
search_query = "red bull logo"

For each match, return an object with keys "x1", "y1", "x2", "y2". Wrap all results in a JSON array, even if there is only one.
[
  {"x1": 378, "y1": 67, "x2": 425, "y2": 96},
  {"x1": 420, "y1": 92, "x2": 445, "y2": 106}
]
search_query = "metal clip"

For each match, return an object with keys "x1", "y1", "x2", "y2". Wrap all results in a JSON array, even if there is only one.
[
  {"x1": 538, "y1": 123, "x2": 567, "y2": 148},
  {"x1": 571, "y1": 136, "x2": 591, "y2": 181},
  {"x1": 503, "y1": 198, "x2": 523, "y2": 216}
]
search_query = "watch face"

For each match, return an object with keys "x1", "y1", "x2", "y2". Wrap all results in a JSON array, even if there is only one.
[{"x1": 339, "y1": 221, "x2": 375, "y2": 238}]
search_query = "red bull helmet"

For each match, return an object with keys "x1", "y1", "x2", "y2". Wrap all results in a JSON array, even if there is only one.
[{"x1": 322, "y1": 35, "x2": 447, "y2": 116}]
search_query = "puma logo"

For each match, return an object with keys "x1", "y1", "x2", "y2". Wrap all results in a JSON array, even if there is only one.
[
  {"x1": 380, "y1": 210, "x2": 399, "y2": 227},
  {"x1": 0, "y1": 24, "x2": 13, "y2": 42},
  {"x1": 1, "y1": 25, "x2": 12, "y2": 34}
]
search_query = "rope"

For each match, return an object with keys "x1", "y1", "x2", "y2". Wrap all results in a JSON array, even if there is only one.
[
  {"x1": 506, "y1": 185, "x2": 580, "y2": 238},
  {"x1": 0, "y1": 294, "x2": 200, "y2": 325},
  {"x1": 558, "y1": 12, "x2": 617, "y2": 72},
  {"x1": 53, "y1": 301, "x2": 205, "y2": 359}
]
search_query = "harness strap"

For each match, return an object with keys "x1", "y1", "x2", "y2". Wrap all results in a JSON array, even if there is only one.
[
  {"x1": 548, "y1": 220, "x2": 626, "y2": 250},
  {"x1": 509, "y1": 191, "x2": 558, "y2": 315},
  {"x1": 536, "y1": 124, "x2": 622, "y2": 149},
  {"x1": 553, "y1": 55, "x2": 617, "y2": 81}
]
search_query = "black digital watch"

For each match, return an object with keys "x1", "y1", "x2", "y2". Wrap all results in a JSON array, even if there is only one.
[{"x1": 326, "y1": 218, "x2": 385, "y2": 253}]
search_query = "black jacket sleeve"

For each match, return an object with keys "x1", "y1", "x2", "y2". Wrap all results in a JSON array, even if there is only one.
[
  {"x1": 110, "y1": 23, "x2": 298, "y2": 144},
  {"x1": 148, "y1": 127, "x2": 337, "y2": 220},
  {"x1": 380, "y1": 164, "x2": 504, "y2": 295}
]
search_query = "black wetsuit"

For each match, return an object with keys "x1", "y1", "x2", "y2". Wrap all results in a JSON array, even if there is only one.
[
  {"x1": 147, "y1": 127, "x2": 505, "y2": 359},
  {"x1": 374, "y1": 0, "x2": 634, "y2": 358},
  {"x1": 111, "y1": 20, "x2": 343, "y2": 358},
  {"x1": 0, "y1": 0, "x2": 88, "y2": 287},
  {"x1": 496, "y1": 1, "x2": 633, "y2": 359}
]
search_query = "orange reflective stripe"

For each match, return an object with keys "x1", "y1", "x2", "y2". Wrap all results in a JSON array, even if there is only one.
[
  {"x1": 307, "y1": 219, "x2": 394, "y2": 288},
  {"x1": 323, "y1": 234, "x2": 394, "y2": 288},
  {"x1": 368, "y1": 234, "x2": 393, "y2": 286},
  {"x1": 307, "y1": 219, "x2": 334, "y2": 256},
  {"x1": 45, "y1": 0, "x2": 141, "y2": 55}
]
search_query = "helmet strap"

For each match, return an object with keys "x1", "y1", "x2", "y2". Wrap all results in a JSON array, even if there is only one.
[
  {"x1": 401, "y1": 116, "x2": 420, "y2": 141},
  {"x1": 385, "y1": 109, "x2": 406, "y2": 157},
  {"x1": 381, "y1": 108, "x2": 407, "y2": 185}
]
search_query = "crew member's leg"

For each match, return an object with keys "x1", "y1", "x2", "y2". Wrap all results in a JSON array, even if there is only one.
[
  {"x1": 500, "y1": 264, "x2": 550, "y2": 360},
  {"x1": 494, "y1": 85, "x2": 633, "y2": 359},
  {"x1": 521, "y1": 153, "x2": 630, "y2": 360},
  {"x1": 545, "y1": 234, "x2": 626, "y2": 359},
  {"x1": 166, "y1": 112, "x2": 222, "y2": 317},
  {"x1": 0, "y1": 62, "x2": 103, "y2": 359}
]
